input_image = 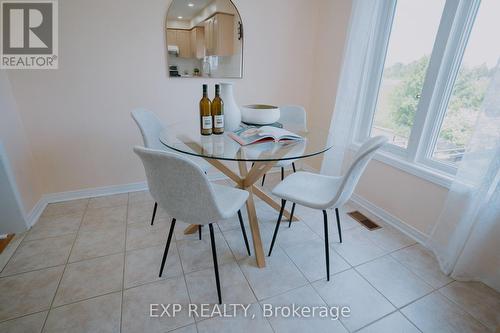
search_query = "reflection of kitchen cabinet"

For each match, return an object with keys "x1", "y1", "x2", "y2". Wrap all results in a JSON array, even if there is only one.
[
  {"x1": 176, "y1": 30, "x2": 191, "y2": 58},
  {"x1": 167, "y1": 29, "x2": 176, "y2": 46},
  {"x1": 204, "y1": 13, "x2": 234, "y2": 57},
  {"x1": 190, "y1": 27, "x2": 205, "y2": 59},
  {"x1": 167, "y1": 29, "x2": 191, "y2": 58}
]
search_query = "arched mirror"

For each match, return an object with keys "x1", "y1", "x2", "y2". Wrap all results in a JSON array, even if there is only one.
[{"x1": 166, "y1": 0, "x2": 243, "y2": 78}]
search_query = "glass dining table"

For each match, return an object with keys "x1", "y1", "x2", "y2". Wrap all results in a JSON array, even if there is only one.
[{"x1": 160, "y1": 121, "x2": 333, "y2": 268}]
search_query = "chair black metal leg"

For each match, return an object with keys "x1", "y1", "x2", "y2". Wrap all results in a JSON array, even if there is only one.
[
  {"x1": 159, "y1": 218, "x2": 176, "y2": 277},
  {"x1": 199, "y1": 225, "x2": 202, "y2": 240},
  {"x1": 323, "y1": 210, "x2": 330, "y2": 281},
  {"x1": 261, "y1": 173, "x2": 266, "y2": 186},
  {"x1": 268, "y1": 199, "x2": 286, "y2": 256},
  {"x1": 335, "y1": 208, "x2": 342, "y2": 243},
  {"x1": 281, "y1": 167, "x2": 285, "y2": 180},
  {"x1": 151, "y1": 202, "x2": 158, "y2": 225},
  {"x1": 292, "y1": 162, "x2": 296, "y2": 173},
  {"x1": 209, "y1": 224, "x2": 222, "y2": 304},
  {"x1": 238, "y1": 210, "x2": 251, "y2": 256},
  {"x1": 288, "y1": 203, "x2": 296, "y2": 227}
]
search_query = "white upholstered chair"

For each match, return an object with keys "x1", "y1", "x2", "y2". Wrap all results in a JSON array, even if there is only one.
[
  {"x1": 131, "y1": 109, "x2": 211, "y2": 225},
  {"x1": 259, "y1": 105, "x2": 307, "y2": 223},
  {"x1": 133, "y1": 146, "x2": 250, "y2": 304},
  {"x1": 267, "y1": 136, "x2": 388, "y2": 281}
]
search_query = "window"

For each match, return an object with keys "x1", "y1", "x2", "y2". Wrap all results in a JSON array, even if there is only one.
[
  {"x1": 371, "y1": 0, "x2": 445, "y2": 148},
  {"x1": 355, "y1": 0, "x2": 496, "y2": 183},
  {"x1": 431, "y1": 0, "x2": 500, "y2": 164}
]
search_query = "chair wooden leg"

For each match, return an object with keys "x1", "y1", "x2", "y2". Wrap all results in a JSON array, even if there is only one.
[
  {"x1": 268, "y1": 199, "x2": 286, "y2": 256},
  {"x1": 335, "y1": 208, "x2": 342, "y2": 243},
  {"x1": 199, "y1": 225, "x2": 202, "y2": 240},
  {"x1": 238, "y1": 210, "x2": 251, "y2": 256},
  {"x1": 159, "y1": 218, "x2": 176, "y2": 277},
  {"x1": 323, "y1": 210, "x2": 330, "y2": 281},
  {"x1": 209, "y1": 224, "x2": 222, "y2": 304},
  {"x1": 292, "y1": 162, "x2": 296, "y2": 173},
  {"x1": 151, "y1": 202, "x2": 158, "y2": 225},
  {"x1": 281, "y1": 167, "x2": 284, "y2": 180},
  {"x1": 261, "y1": 173, "x2": 266, "y2": 186},
  {"x1": 288, "y1": 203, "x2": 296, "y2": 227}
]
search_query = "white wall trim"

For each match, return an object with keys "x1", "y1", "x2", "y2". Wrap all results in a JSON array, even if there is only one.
[
  {"x1": 349, "y1": 193, "x2": 429, "y2": 246},
  {"x1": 25, "y1": 181, "x2": 149, "y2": 228},
  {"x1": 25, "y1": 198, "x2": 49, "y2": 228},
  {"x1": 25, "y1": 171, "x2": 242, "y2": 228}
]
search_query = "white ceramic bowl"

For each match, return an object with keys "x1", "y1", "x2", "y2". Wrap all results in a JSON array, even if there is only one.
[{"x1": 240, "y1": 104, "x2": 281, "y2": 125}]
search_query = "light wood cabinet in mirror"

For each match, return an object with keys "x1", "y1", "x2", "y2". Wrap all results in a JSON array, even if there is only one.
[{"x1": 166, "y1": 0, "x2": 243, "y2": 78}]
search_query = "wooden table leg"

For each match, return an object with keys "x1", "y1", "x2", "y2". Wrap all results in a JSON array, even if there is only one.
[
  {"x1": 179, "y1": 141, "x2": 302, "y2": 267},
  {"x1": 238, "y1": 161, "x2": 266, "y2": 268}
]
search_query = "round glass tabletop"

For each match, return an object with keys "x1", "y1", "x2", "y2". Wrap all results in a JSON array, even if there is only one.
[{"x1": 159, "y1": 122, "x2": 333, "y2": 162}]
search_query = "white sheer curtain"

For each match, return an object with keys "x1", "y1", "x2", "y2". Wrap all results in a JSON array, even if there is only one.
[
  {"x1": 429, "y1": 64, "x2": 500, "y2": 291},
  {"x1": 320, "y1": 0, "x2": 387, "y2": 176}
]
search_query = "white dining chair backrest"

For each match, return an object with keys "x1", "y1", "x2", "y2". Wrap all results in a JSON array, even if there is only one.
[
  {"x1": 133, "y1": 146, "x2": 221, "y2": 224},
  {"x1": 330, "y1": 136, "x2": 388, "y2": 207},
  {"x1": 131, "y1": 109, "x2": 165, "y2": 150},
  {"x1": 279, "y1": 105, "x2": 307, "y2": 131}
]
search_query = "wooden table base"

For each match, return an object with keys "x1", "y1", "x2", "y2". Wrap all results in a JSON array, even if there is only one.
[{"x1": 183, "y1": 157, "x2": 299, "y2": 268}]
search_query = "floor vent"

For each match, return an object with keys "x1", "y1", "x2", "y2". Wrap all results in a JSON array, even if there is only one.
[{"x1": 348, "y1": 211, "x2": 381, "y2": 231}]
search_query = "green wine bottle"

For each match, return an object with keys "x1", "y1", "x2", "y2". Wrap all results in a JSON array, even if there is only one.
[
  {"x1": 212, "y1": 84, "x2": 224, "y2": 134},
  {"x1": 200, "y1": 84, "x2": 212, "y2": 135}
]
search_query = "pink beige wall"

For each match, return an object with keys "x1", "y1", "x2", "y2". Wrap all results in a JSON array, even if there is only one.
[
  {"x1": 306, "y1": 0, "x2": 352, "y2": 170},
  {"x1": 5, "y1": 0, "x2": 351, "y2": 213},
  {"x1": 0, "y1": 72, "x2": 42, "y2": 214},
  {"x1": 353, "y1": 158, "x2": 449, "y2": 236}
]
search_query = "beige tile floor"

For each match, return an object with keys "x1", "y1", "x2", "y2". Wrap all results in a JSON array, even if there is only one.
[{"x1": 0, "y1": 173, "x2": 499, "y2": 333}]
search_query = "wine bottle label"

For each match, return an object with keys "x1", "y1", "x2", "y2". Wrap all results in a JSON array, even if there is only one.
[
  {"x1": 202, "y1": 116, "x2": 212, "y2": 129},
  {"x1": 214, "y1": 115, "x2": 224, "y2": 128}
]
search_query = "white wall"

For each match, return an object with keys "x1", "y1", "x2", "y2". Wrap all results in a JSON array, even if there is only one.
[
  {"x1": 0, "y1": 71, "x2": 42, "y2": 217},
  {"x1": 6, "y1": 0, "x2": 343, "y2": 212}
]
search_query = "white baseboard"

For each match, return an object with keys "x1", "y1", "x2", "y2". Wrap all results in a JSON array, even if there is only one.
[
  {"x1": 24, "y1": 172, "x2": 237, "y2": 228},
  {"x1": 25, "y1": 197, "x2": 49, "y2": 228},
  {"x1": 25, "y1": 181, "x2": 149, "y2": 228},
  {"x1": 349, "y1": 193, "x2": 429, "y2": 246}
]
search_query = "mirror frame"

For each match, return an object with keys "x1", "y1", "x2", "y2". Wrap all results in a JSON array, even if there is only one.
[{"x1": 164, "y1": 0, "x2": 244, "y2": 79}]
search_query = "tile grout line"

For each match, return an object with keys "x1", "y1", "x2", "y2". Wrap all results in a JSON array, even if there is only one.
[
  {"x1": 0, "y1": 217, "x2": 74, "y2": 276},
  {"x1": 215, "y1": 206, "x2": 275, "y2": 331},
  {"x1": 434, "y1": 283, "x2": 493, "y2": 331},
  {"x1": 303, "y1": 242, "x2": 428, "y2": 332},
  {"x1": 119, "y1": 194, "x2": 130, "y2": 333},
  {"x1": 40, "y1": 198, "x2": 90, "y2": 332},
  {"x1": 170, "y1": 218, "x2": 199, "y2": 331},
  {"x1": 0, "y1": 309, "x2": 48, "y2": 326},
  {"x1": 351, "y1": 309, "x2": 423, "y2": 333},
  {"x1": 41, "y1": 290, "x2": 123, "y2": 312},
  {"x1": 218, "y1": 222, "x2": 261, "y2": 304}
]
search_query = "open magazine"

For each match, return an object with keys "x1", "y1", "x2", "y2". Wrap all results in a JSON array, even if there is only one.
[{"x1": 229, "y1": 126, "x2": 303, "y2": 146}]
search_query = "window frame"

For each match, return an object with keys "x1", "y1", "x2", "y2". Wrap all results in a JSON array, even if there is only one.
[{"x1": 353, "y1": 0, "x2": 482, "y2": 187}]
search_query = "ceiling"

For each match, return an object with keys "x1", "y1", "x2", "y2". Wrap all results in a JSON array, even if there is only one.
[{"x1": 167, "y1": 0, "x2": 214, "y2": 21}]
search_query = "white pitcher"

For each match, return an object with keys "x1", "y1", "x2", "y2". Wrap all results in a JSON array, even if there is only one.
[{"x1": 219, "y1": 83, "x2": 241, "y2": 131}]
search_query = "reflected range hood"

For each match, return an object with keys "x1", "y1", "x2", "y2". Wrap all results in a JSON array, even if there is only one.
[{"x1": 167, "y1": 45, "x2": 179, "y2": 56}]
